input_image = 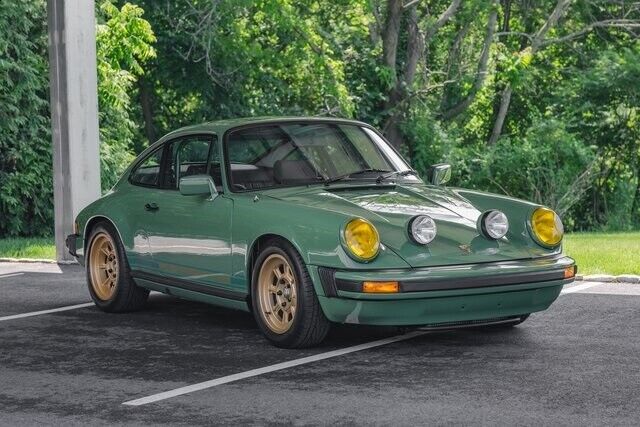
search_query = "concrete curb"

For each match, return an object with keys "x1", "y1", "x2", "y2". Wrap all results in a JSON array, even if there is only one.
[
  {"x1": 575, "y1": 274, "x2": 640, "y2": 284},
  {"x1": 0, "y1": 258, "x2": 77, "y2": 265}
]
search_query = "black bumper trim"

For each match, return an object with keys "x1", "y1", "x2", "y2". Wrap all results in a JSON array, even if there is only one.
[
  {"x1": 131, "y1": 270, "x2": 247, "y2": 302},
  {"x1": 65, "y1": 234, "x2": 79, "y2": 257},
  {"x1": 318, "y1": 267, "x2": 338, "y2": 297},
  {"x1": 334, "y1": 267, "x2": 574, "y2": 294}
]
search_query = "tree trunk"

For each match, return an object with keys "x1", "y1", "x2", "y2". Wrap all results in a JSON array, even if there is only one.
[
  {"x1": 381, "y1": 0, "x2": 461, "y2": 149},
  {"x1": 439, "y1": 20, "x2": 470, "y2": 112},
  {"x1": 487, "y1": 0, "x2": 572, "y2": 144},
  {"x1": 381, "y1": 0, "x2": 402, "y2": 72},
  {"x1": 488, "y1": 85, "x2": 512, "y2": 145},
  {"x1": 632, "y1": 162, "x2": 640, "y2": 227},
  {"x1": 138, "y1": 77, "x2": 156, "y2": 145},
  {"x1": 441, "y1": 3, "x2": 498, "y2": 121}
]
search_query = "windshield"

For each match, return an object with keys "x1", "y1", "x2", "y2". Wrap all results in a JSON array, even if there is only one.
[{"x1": 226, "y1": 122, "x2": 418, "y2": 191}]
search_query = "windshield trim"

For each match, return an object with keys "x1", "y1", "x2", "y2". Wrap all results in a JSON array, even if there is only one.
[{"x1": 222, "y1": 119, "x2": 415, "y2": 194}]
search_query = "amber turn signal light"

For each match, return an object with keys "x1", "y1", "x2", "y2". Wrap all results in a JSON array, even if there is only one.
[
  {"x1": 362, "y1": 281, "x2": 399, "y2": 293},
  {"x1": 564, "y1": 265, "x2": 577, "y2": 279}
]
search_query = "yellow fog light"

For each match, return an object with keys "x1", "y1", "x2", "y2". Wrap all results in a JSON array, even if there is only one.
[
  {"x1": 343, "y1": 218, "x2": 380, "y2": 261},
  {"x1": 530, "y1": 207, "x2": 564, "y2": 247},
  {"x1": 363, "y1": 281, "x2": 399, "y2": 293}
]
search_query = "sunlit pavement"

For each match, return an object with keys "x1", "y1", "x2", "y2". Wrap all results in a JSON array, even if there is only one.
[{"x1": 0, "y1": 263, "x2": 639, "y2": 425}]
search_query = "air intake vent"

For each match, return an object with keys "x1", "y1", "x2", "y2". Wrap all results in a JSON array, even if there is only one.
[{"x1": 317, "y1": 267, "x2": 338, "y2": 297}]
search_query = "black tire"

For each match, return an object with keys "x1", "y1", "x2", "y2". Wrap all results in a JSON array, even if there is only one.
[
  {"x1": 251, "y1": 239, "x2": 331, "y2": 348},
  {"x1": 85, "y1": 221, "x2": 149, "y2": 312}
]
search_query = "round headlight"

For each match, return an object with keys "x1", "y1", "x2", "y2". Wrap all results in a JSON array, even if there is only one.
[
  {"x1": 343, "y1": 218, "x2": 380, "y2": 261},
  {"x1": 409, "y1": 215, "x2": 437, "y2": 244},
  {"x1": 481, "y1": 210, "x2": 509, "y2": 239},
  {"x1": 530, "y1": 207, "x2": 564, "y2": 247}
]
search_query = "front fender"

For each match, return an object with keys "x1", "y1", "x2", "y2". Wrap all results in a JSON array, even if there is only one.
[{"x1": 230, "y1": 194, "x2": 411, "y2": 288}]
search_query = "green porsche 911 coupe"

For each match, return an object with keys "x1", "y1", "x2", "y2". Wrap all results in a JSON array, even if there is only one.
[{"x1": 66, "y1": 117, "x2": 576, "y2": 348}]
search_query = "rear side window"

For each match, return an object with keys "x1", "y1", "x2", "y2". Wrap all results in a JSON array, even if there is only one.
[{"x1": 130, "y1": 147, "x2": 163, "y2": 187}]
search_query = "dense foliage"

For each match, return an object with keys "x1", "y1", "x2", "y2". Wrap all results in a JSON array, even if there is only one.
[
  {"x1": 1, "y1": 0, "x2": 639, "y2": 236},
  {"x1": 0, "y1": 1, "x2": 52, "y2": 237},
  {"x1": 0, "y1": 1, "x2": 154, "y2": 236},
  {"x1": 96, "y1": 1, "x2": 155, "y2": 190}
]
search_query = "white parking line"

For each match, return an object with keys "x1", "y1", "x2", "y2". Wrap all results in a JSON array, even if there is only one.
[
  {"x1": 0, "y1": 273, "x2": 24, "y2": 279},
  {"x1": 122, "y1": 330, "x2": 428, "y2": 406},
  {"x1": 123, "y1": 281, "x2": 613, "y2": 406},
  {"x1": 560, "y1": 282, "x2": 602, "y2": 294},
  {"x1": 0, "y1": 303, "x2": 94, "y2": 322}
]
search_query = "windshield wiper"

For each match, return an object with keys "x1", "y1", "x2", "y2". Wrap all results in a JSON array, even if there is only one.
[
  {"x1": 375, "y1": 169, "x2": 419, "y2": 183},
  {"x1": 324, "y1": 168, "x2": 390, "y2": 186}
]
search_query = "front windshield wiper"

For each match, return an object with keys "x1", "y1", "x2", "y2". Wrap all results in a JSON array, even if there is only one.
[
  {"x1": 375, "y1": 169, "x2": 419, "y2": 183},
  {"x1": 324, "y1": 168, "x2": 390, "y2": 186}
]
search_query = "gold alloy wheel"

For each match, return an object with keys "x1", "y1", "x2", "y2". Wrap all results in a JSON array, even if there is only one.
[
  {"x1": 89, "y1": 232, "x2": 119, "y2": 301},
  {"x1": 257, "y1": 253, "x2": 298, "y2": 334}
]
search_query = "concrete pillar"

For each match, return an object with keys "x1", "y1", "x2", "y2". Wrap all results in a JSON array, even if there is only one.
[{"x1": 48, "y1": 0, "x2": 101, "y2": 262}]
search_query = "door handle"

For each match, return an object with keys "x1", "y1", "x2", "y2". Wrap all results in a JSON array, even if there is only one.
[{"x1": 145, "y1": 203, "x2": 159, "y2": 211}]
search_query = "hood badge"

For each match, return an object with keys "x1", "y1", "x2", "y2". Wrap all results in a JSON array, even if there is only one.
[{"x1": 458, "y1": 244, "x2": 472, "y2": 254}]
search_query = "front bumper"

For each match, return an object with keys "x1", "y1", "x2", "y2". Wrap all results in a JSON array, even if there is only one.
[
  {"x1": 65, "y1": 233, "x2": 84, "y2": 265},
  {"x1": 311, "y1": 255, "x2": 575, "y2": 326}
]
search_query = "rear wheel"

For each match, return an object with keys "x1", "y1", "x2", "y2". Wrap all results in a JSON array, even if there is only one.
[
  {"x1": 86, "y1": 222, "x2": 149, "y2": 312},
  {"x1": 251, "y1": 239, "x2": 330, "y2": 348}
]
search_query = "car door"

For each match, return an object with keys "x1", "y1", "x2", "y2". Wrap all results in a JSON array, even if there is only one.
[
  {"x1": 142, "y1": 134, "x2": 234, "y2": 290},
  {"x1": 125, "y1": 144, "x2": 166, "y2": 272}
]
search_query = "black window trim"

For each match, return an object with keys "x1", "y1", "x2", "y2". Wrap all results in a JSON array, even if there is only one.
[
  {"x1": 222, "y1": 119, "x2": 411, "y2": 194},
  {"x1": 161, "y1": 134, "x2": 217, "y2": 191},
  {"x1": 128, "y1": 145, "x2": 165, "y2": 189}
]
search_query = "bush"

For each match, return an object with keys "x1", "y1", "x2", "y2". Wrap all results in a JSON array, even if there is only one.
[{"x1": 450, "y1": 119, "x2": 596, "y2": 229}]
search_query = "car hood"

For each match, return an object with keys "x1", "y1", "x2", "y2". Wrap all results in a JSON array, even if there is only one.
[{"x1": 263, "y1": 183, "x2": 549, "y2": 268}]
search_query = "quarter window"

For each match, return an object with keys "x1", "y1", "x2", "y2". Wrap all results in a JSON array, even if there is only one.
[{"x1": 130, "y1": 147, "x2": 163, "y2": 187}]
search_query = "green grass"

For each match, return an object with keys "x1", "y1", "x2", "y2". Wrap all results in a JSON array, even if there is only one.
[
  {"x1": 0, "y1": 237, "x2": 56, "y2": 260},
  {"x1": 563, "y1": 232, "x2": 640, "y2": 276},
  {"x1": 0, "y1": 232, "x2": 638, "y2": 275}
]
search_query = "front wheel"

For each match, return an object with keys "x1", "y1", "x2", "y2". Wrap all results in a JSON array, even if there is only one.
[
  {"x1": 86, "y1": 222, "x2": 149, "y2": 312},
  {"x1": 251, "y1": 239, "x2": 330, "y2": 348}
]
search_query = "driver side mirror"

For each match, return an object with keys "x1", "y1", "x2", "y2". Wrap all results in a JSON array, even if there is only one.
[
  {"x1": 179, "y1": 174, "x2": 218, "y2": 199},
  {"x1": 427, "y1": 163, "x2": 451, "y2": 186}
]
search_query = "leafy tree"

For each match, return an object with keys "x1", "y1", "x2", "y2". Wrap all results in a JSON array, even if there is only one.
[
  {"x1": 96, "y1": 1, "x2": 156, "y2": 190},
  {"x1": 0, "y1": 0, "x2": 52, "y2": 237},
  {"x1": 0, "y1": 1, "x2": 156, "y2": 237}
]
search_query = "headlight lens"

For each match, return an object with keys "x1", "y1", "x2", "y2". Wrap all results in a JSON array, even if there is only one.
[
  {"x1": 409, "y1": 215, "x2": 437, "y2": 244},
  {"x1": 343, "y1": 218, "x2": 380, "y2": 261},
  {"x1": 530, "y1": 207, "x2": 564, "y2": 247},
  {"x1": 482, "y1": 210, "x2": 509, "y2": 239}
]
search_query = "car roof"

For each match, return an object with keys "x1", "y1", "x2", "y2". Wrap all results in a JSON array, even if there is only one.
[{"x1": 161, "y1": 116, "x2": 371, "y2": 140}]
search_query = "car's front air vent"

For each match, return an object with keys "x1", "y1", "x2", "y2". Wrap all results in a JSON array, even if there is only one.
[{"x1": 317, "y1": 267, "x2": 338, "y2": 297}]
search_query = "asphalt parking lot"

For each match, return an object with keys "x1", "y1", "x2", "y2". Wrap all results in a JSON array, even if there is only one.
[{"x1": 1, "y1": 262, "x2": 639, "y2": 426}]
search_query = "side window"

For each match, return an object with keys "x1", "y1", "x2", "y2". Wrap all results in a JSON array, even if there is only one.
[
  {"x1": 130, "y1": 147, "x2": 163, "y2": 187},
  {"x1": 165, "y1": 136, "x2": 212, "y2": 189}
]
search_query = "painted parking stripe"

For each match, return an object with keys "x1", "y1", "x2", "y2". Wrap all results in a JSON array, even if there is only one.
[
  {"x1": 123, "y1": 281, "x2": 612, "y2": 406},
  {"x1": 0, "y1": 302, "x2": 94, "y2": 322},
  {"x1": 560, "y1": 282, "x2": 602, "y2": 294},
  {"x1": 0, "y1": 273, "x2": 24, "y2": 279},
  {"x1": 122, "y1": 330, "x2": 428, "y2": 406}
]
